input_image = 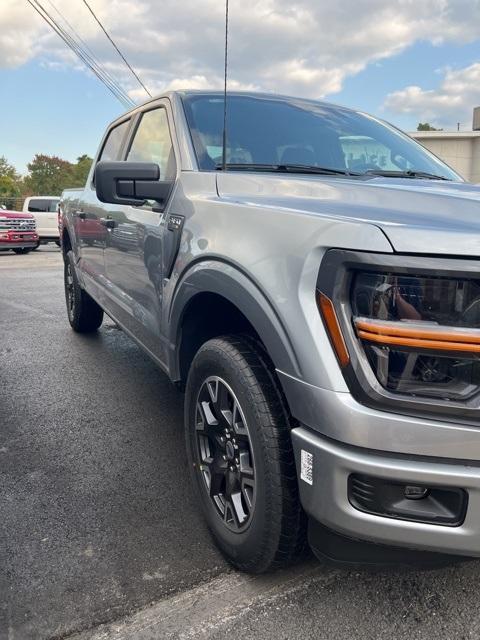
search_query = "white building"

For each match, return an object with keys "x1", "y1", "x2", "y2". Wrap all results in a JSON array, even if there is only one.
[{"x1": 410, "y1": 107, "x2": 480, "y2": 183}]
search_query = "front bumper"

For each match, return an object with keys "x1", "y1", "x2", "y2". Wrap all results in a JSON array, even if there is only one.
[
  {"x1": 0, "y1": 241, "x2": 38, "y2": 250},
  {"x1": 292, "y1": 427, "x2": 480, "y2": 558}
]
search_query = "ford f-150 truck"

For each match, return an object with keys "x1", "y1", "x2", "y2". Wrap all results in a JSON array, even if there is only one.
[
  {"x1": 60, "y1": 91, "x2": 480, "y2": 573},
  {"x1": 0, "y1": 210, "x2": 38, "y2": 253}
]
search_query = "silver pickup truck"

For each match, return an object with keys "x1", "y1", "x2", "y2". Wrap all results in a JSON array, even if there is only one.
[{"x1": 60, "y1": 91, "x2": 480, "y2": 572}]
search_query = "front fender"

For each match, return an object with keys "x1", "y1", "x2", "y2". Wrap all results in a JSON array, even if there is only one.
[{"x1": 167, "y1": 259, "x2": 302, "y2": 380}]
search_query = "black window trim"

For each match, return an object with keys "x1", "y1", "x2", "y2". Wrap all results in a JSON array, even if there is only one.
[
  {"x1": 120, "y1": 100, "x2": 178, "y2": 213},
  {"x1": 90, "y1": 116, "x2": 134, "y2": 188},
  {"x1": 122, "y1": 102, "x2": 178, "y2": 174},
  {"x1": 98, "y1": 116, "x2": 133, "y2": 162}
]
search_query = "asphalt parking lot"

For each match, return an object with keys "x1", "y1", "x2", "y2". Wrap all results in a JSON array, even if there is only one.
[{"x1": 3, "y1": 246, "x2": 480, "y2": 640}]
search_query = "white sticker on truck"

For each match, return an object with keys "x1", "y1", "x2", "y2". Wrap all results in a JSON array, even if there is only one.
[{"x1": 300, "y1": 450, "x2": 313, "y2": 485}]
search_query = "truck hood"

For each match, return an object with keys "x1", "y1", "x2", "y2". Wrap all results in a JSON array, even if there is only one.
[
  {"x1": 0, "y1": 210, "x2": 34, "y2": 219},
  {"x1": 217, "y1": 173, "x2": 480, "y2": 257}
]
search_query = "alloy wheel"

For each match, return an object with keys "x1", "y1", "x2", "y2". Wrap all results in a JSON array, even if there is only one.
[{"x1": 194, "y1": 376, "x2": 256, "y2": 532}]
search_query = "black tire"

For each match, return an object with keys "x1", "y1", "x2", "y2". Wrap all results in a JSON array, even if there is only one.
[
  {"x1": 31, "y1": 241, "x2": 40, "y2": 251},
  {"x1": 13, "y1": 248, "x2": 31, "y2": 254},
  {"x1": 185, "y1": 335, "x2": 306, "y2": 573},
  {"x1": 64, "y1": 249, "x2": 104, "y2": 332}
]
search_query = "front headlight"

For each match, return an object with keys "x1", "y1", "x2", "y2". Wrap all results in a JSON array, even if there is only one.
[
  {"x1": 351, "y1": 272, "x2": 480, "y2": 402},
  {"x1": 317, "y1": 250, "x2": 480, "y2": 423}
]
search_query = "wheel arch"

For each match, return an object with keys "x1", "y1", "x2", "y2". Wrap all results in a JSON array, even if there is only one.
[{"x1": 168, "y1": 260, "x2": 302, "y2": 385}]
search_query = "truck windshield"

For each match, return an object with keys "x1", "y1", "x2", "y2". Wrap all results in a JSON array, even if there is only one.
[{"x1": 182, "y1": 93, "x2": 460, "y2": 181}]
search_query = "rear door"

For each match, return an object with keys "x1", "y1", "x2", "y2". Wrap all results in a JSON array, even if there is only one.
[
  {"x1": 102, "y1": 101, "x2": 178, "y2": 363},
  {"x1": 77, "y1": 118, "x2": 132, "y2": 300}
]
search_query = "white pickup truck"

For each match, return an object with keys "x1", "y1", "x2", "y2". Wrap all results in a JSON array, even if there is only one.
[{"x1": 23, "y1": 196, "x2": 60, "y2": 247}]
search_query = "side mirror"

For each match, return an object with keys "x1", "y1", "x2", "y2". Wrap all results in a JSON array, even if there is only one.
[{"x1": 95, "y1": 161, "x2": 173, "y2": 207}]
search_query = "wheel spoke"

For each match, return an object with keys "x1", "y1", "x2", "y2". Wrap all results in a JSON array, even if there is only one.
[
  {"x1": 201, "y1": 400, "x2": 218, "y2": 427},
  {"x1": 241, "y1": 477, "x2": 255, "y2": 511},
  {"x1": 230, "y1": 491, "x2": 248, "y2": 525},
  {"x1": 196, "y1": 400, "x2": 222, "y2": 441},
  {"x1": 209, "y1": 464, "x2": 225, "y2": 498},
  {"x1": 238, "y1": 450, "x2": 254, "y2": 477},
  {"x1": 232, "y1": 400, "x2": 248, "y2": 436}
]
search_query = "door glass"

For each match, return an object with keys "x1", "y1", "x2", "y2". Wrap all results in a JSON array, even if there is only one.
[
  {"x1": 99, "y1": 119, "x2": 130, "y2": 161},
  {"x1": 28, "y1": 199, "x2": 50, "y2": 212},
  {"x1": 127, "y1": 108, "x2": 176, "y2": 181}
]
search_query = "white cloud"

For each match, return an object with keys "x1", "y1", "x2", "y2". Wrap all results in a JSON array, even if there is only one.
[
  {"x1": 1, "y1": 0, "x2": 480, "y2": 103},
  {"x1": 384, "y1": 62, "x2": 480, "y2": 128}
]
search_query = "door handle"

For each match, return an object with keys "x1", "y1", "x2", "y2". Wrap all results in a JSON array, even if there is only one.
[
  {"x1": 74, "y1": 211, "x2": 86, "y2": 219},
  {"x1": 99, "y1": 217, "x2": 117, "y2": 229}
]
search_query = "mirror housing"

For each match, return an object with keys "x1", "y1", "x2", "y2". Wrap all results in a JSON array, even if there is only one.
[{"x1": 95, "y1": 161, "x2": 173, "y2": 207}]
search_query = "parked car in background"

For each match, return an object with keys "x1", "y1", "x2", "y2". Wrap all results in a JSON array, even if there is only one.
[
  {"x1": 0, "y1": 210, "x2": 38, "y2": 253},
  {"x1": 61, "y1": 90, "x2": 480, "y2": 573},
  {"x1": 23, "y1": 196, "x2": 60, "y2": 247}
]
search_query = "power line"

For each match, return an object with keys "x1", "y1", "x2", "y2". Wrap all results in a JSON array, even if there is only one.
[
  {"x1": 45, "y1": 0, "x2": 132, "y2": 104},
  {"x1": 29, "y1": 0, "x2": 133, "y2": 107},
  {"x1": 31, "y1": 0, "x2": 134, "y2": 107},
  {"x1": 26, "y1": 0, "x2": 135, "y2": 108},
  {"x1": 81, "y1": 0, "x2": 152, "y2": 98}
]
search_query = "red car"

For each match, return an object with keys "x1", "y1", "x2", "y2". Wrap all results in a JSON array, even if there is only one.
[{"x1": 0, "y1": 209, "x2": 39, "y2": 254}]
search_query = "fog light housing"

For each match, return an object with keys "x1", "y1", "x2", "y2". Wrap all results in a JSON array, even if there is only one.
[{"x1": 349, "y1": 474, "x2": 468, "y2": 526}]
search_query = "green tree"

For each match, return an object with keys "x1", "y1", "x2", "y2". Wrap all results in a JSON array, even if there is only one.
[
  {"x1": 24, "y1": 154, "x2": 74, "y2": 196},
  {"x1": 0, "y1": 156, "x2": 19, "y2": 180},
  {"x1": 72, "y1": 154, "x2": 93, "y2": 187},
  {"x1": 417, "y1": 122, "x2": 443, "y2": 131},
  {"x1": 23, "y1": 153, "x2": 94, "y2": 196},
  {"x1": 0, "y1": 156, "x2": 21, "y2": 208}
]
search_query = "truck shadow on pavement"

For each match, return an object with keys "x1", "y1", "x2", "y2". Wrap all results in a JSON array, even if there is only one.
[{"x1": 4, "y1": 305, "x2": 480, "y2": 640}]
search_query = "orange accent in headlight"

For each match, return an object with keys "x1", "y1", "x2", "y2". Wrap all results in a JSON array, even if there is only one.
[
  {"x1": 317, "y1": 292, "x2": 350, "y2": 368},
  {"x1": 355, "y1": 318, "x2": 480, "y2": 354}
]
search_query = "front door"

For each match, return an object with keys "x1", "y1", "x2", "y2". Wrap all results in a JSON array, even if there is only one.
[
  {"x1": 103, "y1": 103, "x2": 178, "y2": 364},
  {"x1": 78, "y1": 118, "x2": 132, "y2": 301}
]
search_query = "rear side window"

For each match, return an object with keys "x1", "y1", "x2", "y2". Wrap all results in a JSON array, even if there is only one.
[
  {"x1": 28, "y1": 199, "x2": 58, "y2": 212},
  {"x1": 127, "y1": 108, "x2": 176, "y2": 181},
  {"x1": 99, "y1": 119, "x2": 130, "y2": 161}
]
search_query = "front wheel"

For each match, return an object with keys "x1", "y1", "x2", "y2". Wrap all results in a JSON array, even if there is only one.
[
  {"x1": 64, "y1": 250, "x2": 104, "y2": 332},
  {"x1": 13, "y1": 248, "x2": 31, "y2": 254},
  {"x1": 185, "y1": 335, "x2": 306, "y2": 573}
]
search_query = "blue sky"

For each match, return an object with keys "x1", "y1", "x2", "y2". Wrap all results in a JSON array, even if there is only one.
[{"x1": 1, "y1": 0, "x2": 480, "y2": 173}]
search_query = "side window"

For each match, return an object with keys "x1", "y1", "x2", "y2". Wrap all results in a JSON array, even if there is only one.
[
  {"x1": 98, "y1": 119, "x2": 130, "y2": 162},
  {"x1": 127, "y1": 108, "x2": 176, "y2": 181},
  {"x1": 28, "y1": 199, "x2": 49, "y2": 213}
]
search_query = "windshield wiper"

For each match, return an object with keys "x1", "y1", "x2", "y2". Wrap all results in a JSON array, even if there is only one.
[
  {"x1": 363, "y1": 169, "x2": 451, "y2": 181},
  {"x1": 216, "y1": 163, "x2": 359, "y2": 176}
]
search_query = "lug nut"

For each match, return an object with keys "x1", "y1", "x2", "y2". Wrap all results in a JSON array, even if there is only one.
[{"x1": 222, "y1": 454, "x2": 227, "y2": 461}]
